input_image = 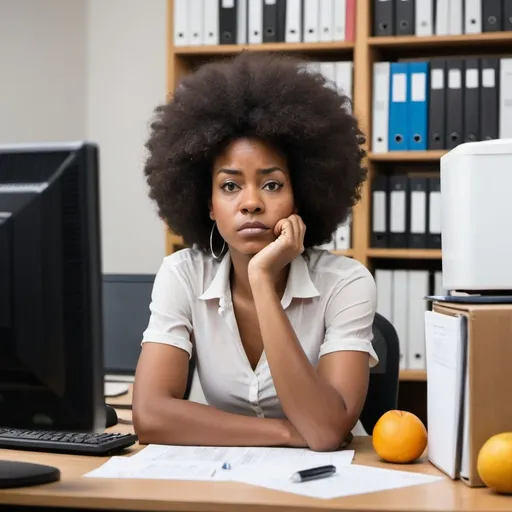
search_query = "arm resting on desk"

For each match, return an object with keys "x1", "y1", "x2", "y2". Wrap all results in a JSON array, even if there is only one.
[{"x1": 133, "y1": 343, "x2": 306, "y2": 447}]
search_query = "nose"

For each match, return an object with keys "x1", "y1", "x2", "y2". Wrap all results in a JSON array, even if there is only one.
[{"x1": 240, "y1": 186, "x2": 264, "y2": 214}]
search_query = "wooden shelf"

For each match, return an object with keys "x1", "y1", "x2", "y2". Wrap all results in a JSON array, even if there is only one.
[
  {"x1": 367, "y1": 248, "x2": 442, "y2": 259},
  {"x1": 369, "y1": 32, "x2": 512, "y2": 49},
  {"x1": 400, "y1": 370, "x2": 427, "y2": 382},
  {"x1": 175, "y1": 41, "x2": 354, "y2": 57},
  {"x1": 368, "y1": 150, "x2": 446, "y2": 162}
]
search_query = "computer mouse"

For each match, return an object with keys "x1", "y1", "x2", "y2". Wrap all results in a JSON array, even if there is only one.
[{"x1": 105, "y1": 404, "x2": 118, "y2": 428}]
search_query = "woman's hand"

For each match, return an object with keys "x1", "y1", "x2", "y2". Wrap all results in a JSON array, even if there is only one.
[{"x1": 248, "y1": 214, "x2": 306, "y2": 281}]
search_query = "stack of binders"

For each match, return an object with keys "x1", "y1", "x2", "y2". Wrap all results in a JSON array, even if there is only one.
[
  {"x1": 371, "y1": 173, "x2": 441, "y2": 250},
  {"x1": 373, "y1": 0, "x2": 512, "y2": 37},
  {"x1": 375, "y1": 268, "x2": 447, "y2": 371},
  {"x1": 173, "y1": 0, "x2": 357, "y2": 47},
  {"x1": 372, "y1": 57, "x2": 512, "y2": 152}
]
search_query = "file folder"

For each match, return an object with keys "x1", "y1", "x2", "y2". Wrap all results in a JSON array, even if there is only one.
[
  {"x1": 345, "y1": 0, "x2": 356, "y2": 40},
  {"x1": 203, "y1": 0, "x2": 220, "y2": 45},
  {"x1": 219, "y1": 0, "x2": 237, "y2": 44},
  {"x1": 320, "y1": 0, "x2": 334, "y2": 41},
  {"x1": 415, "y1": 0, "x2": 433, "y2": 35},
  {"x1": 263, "y1": 0, "x2": 278, "y2": 42},
  {"x1": 392, "y1": 270, "x2": 409, "y2": 370},
  {"x1": 464, "y1": 0, "x2": 482, "y2": 33},
  {"x1": 396, "y1": 0, "x2": 414, "y2": 35},
  {"x1": 482, "y1": 0, "x2": 502, "y2": 31},
  {"x1": 408, "y1": 61, "x2": 429, "y2": 151},
  {"x1": 304, "y1": 0, "x2": 320, "y2": 42},
  {"x1": 480, "y1": 57, "x2": 499, "y2": 140},
  {"x1": 372, "y1": 62, "x2": 390, "y2": 153},
  {"x1": 448, "y1": 0, "x2": 463, "y2": 34},
  {"x1": 189, "y1": 0, "x2": 204, "y2": 45},
  {"x1": 435, "y1": 0, "x2": 449, "y2": 34},
  {"x1": 505, "y1": 0, "x2": 512, "y2": 30},
  {"x1": 237, "y1": 0, "x2": 248, "y2": 44},
  {"x1": 446, "y1": 58, "x2": 464, "y2": 149},
  {"x1": 373, "y1": 0, "x2": 394, "y2": 36},
  {"x1": 389, "y1": 174, "x2": 408, "y2": 248},
  {"x1": 248, "y1": 0, "x2": 263, "y2": 43},
  {"x1": 371, "y1": 174, "x2": 389, "y2": 247},
  {"x1": 174, "y1": 0, "x2": 189, "y2": 46},
  {"x1": 375, "y1": 269, "x2": 393, "y2": 323},
  {"x1": 408, "y1": 177, "x2": 428, "y2": 248},
  {"x1": 499, "y1": 58, "x2": 512, "y2": 138},
  {"x1": 389, "y1": 62, "x2": 409, "y2": 151},
  {"x1": 463, "y1": 58, "x2": 480, "y2": 143},
  {"x1": 428, "y1": 59, "x2": 446, "y2": 150},
  {"x1": 276, "y1": 0, "x2": 287, "y2": 41},
  {"x1": 333, "y1": 0, "x2": 347, "y2": 40},
  {"x1": 285, "y1": 0, "x2": 302, "y2": 42},
  {"x1": 407, "y1": 270, "x2": 428, "y2": 370},
  {"x1": 427, "y1": 176, "x2": 441, "y2": 249}
]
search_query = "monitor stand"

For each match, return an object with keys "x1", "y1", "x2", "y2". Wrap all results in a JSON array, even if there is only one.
[{"x1": 0, "y1": 460, "x2": 60, "y2": 488}]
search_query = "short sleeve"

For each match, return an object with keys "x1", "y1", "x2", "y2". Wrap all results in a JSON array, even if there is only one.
[
  {"x1": 141, "y1": 260, "x2": 193, "y2": 357},
  {"x1": 319, "y1": 270, "x2": 379, "y2": 368}
]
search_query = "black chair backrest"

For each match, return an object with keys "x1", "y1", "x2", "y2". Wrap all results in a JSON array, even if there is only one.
[
  {"x1": 359, "y1": 312, "x2": 400, "y2": 435},
  {"x1": 184, "y1": 312, "x2": 400, "y2": 436}
]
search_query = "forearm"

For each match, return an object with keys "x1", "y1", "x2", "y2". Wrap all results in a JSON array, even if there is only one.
[
  {"x1": 251, "y1": 277, "x2": 349, "y2": 451},
  {"x1": 133, "y1": 396, "x2": 306, "y2": 448}
]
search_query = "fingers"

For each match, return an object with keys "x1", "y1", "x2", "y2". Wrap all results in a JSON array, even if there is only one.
[{"x1": 274, "y1": 215, "x2": 305, "y2": 253}]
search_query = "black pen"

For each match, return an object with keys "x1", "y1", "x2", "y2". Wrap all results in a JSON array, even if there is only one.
[{"x1": 291, "y1": 464, "x2": 337, "y2": 483}]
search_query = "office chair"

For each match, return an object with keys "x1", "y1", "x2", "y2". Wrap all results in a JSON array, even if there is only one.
[
  {"x1": 359, "y1": 312, "x2": 400, "y2": 435},
  {"x1": 184, "y1": 312, "x2": 400, "y2": 435}
]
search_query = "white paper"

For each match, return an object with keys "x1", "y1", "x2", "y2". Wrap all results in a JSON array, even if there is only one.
[
  {"x1": 131, "y1": 444, "x2": 355, "y2": 468},
  {"x1": 224, "y1": 464, "x2": 442, "y2": 499},
  {"x1": 425, "y1": 310, "x2": 466, "y2": 479}
]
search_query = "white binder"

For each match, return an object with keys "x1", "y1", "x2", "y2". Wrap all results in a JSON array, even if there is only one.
[
  {"x1": 248, "y1": 0, "x2": 263, "y2": 44},
  {"x1": 203, "y1": 0, "x2": 219, "y2": 45},
  {"x1": 319, "y1": 62, "x2": 336, "y2": 89},
  {"x1": 285, "y1": 0, "x2": 302, "y2": 43},
  {"x1": 435, "y1": 0, "x2": 449, "y2": 35},
  {"x1": 304, "y1": 0, "x2": 320, "y2": 42},
  {"x1": 448, "y1": 0, "x2": 463, "y2": 34},
  {"x1": 189, "y1": 0, "x2": 204, "y2": 46},
  {"x1": 392, "y1": 270, "x2": 408, "y2": 370},
  {"x1": 415, "y1": 0, "x2": 433, "y2": 35},
  {"x1": 372, "y1": 62, "x2": 390, "y2": 153},
  {"x1": 499, "y1": 58, "x2": 512, "y2": 139},
  {"x1": 375, "y1": 269, "x2": 393, "y2": 323},
  {"x1": 333, "y1": 0, "x2": 347, "y2": 41},
  {"x1": 335, "y1": 220, "x2": 351, "y2": 250},
  {"x1": 464, "y1": 0, "x2": 482, "y2": 33},
  {"x1": 407, "y1": 270, "x2": 429, "y2": 370},
  {"x1": 174, "y1": 0, "x2": 189, "y2": 46},
  {"x1": 237, "y1": 0, "x2": 248, "y2": 44},
  {"x1": 320, "y1": 0, "x2": 334, "y2": 41}
]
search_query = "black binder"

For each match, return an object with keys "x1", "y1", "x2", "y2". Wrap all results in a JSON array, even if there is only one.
[
  {"x1": 374, "y1": 0, "x2": 395, "y2": 36},
  {"x1": 480, "y1": 57, "x2": 499, "y2": 141},
  {"x1": 483, "y1": 0, "x2": 502, "y2": 31},
  {"x1": 445, "y1": 58, "x2": 464, "y2": 150},
  {"x1": 428, "y1": 58, "x2": 446, "y2": 150},
  {"x1": 408, "y1": 177, "x2": 428, "y2": 249},
  {"x1": 276, "y1": 0, "x2": 287, "y2": 42},
  {"x1": 427, "y1": 177, "x2": 441, "y2": 249},
  {"x1": 463, "y1": 58, "x2": 480, "y2": 143},
  {"x1": 371, "y1": 175, "x2": 389, "y2": 248},
  {"x1": 504, "y1": 0, "x2": 512, "y2": 31},
  {"x1": 263, "y1": 0, "x2": 278, "y2": 42},
  {"x1": 389, "y1": 175, "x2": 408, "y2": 249},
  {"x1": 395, "y1": 0, "x2": 414, "y2": 35},
  {"x1": 219, "y1": 0, "x2": 237, "y2": 44}
]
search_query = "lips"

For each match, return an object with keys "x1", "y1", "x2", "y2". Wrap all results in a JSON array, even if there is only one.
[{"x1": 237, "y1": 221, "x2": 270, "y2": 236}]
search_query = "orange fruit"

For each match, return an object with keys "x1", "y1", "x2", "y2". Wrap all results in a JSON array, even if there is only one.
[
  {"x1": 477, "y1": 432, "x2": 512, "y2": 494},
  {"x1": 372, "y1": 410, "x2": 427, "y2": 463}
]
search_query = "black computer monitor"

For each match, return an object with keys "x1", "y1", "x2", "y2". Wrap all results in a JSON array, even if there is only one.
[{"x1": 0, "y1": 142, "x2": 105, "y2": 486}]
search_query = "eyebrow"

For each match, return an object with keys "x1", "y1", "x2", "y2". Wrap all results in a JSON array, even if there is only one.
[{"x1": 216, "y1": 166, "x2": 284, "y2": 176}]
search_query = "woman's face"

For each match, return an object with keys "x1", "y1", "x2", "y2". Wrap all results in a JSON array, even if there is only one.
[{"x1": 210, "y1": 137, "x2": 295, "y2": 256}]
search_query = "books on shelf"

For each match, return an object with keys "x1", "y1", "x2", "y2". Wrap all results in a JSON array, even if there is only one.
[
  {"x1": 372, "y1": 57, "x2": 512, "y2": 153},
  {"x1": 173, "y1": 0, "x2": 356, "y2": 47},
  {"x1": 373, "y1": 0, "x2": 512, "y2": 37}
]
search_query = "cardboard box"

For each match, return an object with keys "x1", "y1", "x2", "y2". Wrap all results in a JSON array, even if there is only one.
[{"x1": 427, "y1": 301, "x2": 512, "y2": 487}]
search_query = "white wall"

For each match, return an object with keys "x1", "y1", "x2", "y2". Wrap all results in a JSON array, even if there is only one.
[
  {"x1": 0, "y1": 0, "x2": 87, "y2": 142},
  {"x1": 0, "y1": 0, "x2": 166, "y2": 274},
  {"x1": 86, "y1": 0, "x2": 166, "y2": 274}
]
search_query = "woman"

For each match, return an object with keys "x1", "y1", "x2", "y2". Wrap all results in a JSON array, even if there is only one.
[{"x1": 133, "y1": 52, "x2": 378, "y2": 452}]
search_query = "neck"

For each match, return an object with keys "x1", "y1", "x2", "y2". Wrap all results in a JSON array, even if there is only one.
[{"x1": 229, "y1": 248, "x2": 289, "y2": 300}]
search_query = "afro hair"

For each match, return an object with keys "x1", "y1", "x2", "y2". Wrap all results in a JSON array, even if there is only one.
[{"x1": 143, "y1": 51, "x2": 367, "y2": 250}]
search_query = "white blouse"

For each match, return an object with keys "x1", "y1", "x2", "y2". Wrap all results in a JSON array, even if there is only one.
[{"x1": 142, "y1": 248, "x2": 379, "y2": 419}]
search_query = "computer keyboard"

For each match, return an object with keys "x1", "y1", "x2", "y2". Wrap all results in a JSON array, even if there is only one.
[{"x1": 0, "y1": 428, "x2": 138, "y2": 456}]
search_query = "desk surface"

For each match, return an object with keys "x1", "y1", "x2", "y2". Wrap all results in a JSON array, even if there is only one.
[{"x1": 0, "y1": 400, "x2": 510, "y2": 511}]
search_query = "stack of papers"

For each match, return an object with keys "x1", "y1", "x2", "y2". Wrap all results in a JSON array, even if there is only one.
[{"x1": 85, "y1": 445, "x2": 442, "y2": 499}]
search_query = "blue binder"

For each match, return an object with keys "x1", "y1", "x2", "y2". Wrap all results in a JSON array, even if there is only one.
[
  {"x1": 408, "y1": 61, "x2": 429, "y2": 151},
  {"x1": 388, "y1": 63, "x2": 409, "y2": 151}
]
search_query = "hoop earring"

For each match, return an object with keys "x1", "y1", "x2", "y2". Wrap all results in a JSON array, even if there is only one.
[{"x1": 210, "y1": 222, "x2": 226, "y2": 259}]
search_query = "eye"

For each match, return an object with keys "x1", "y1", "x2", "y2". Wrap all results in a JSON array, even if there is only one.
[
  {"x1": 221, "y1": 181, "x2": 239, "y2": 192},
  {"x1": 263, "y1": 181, "x2": 283, "y2": 192}
]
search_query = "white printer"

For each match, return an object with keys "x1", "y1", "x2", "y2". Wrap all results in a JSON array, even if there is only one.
[{"x1": 441, "y1": 139, "x2": 512, "y2": 291}]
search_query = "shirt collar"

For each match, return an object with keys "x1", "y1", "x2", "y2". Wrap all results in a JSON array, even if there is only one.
[{"x1": 199, "y1": 252, "x2": 320, "y2": 308}]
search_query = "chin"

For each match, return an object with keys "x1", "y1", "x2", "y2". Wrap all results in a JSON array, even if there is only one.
[{"x1": 233, "y1": 240, "x2": 271, "y2": 256}]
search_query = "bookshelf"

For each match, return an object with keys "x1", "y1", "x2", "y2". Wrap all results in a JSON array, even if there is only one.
[{"x1": 165, "y1": 0, "x2": 483, "y2": 400}]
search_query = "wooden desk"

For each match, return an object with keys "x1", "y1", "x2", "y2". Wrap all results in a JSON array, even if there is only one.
[{"x1": 0, "y1": 406, "x2": 509, "y2": 511}]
